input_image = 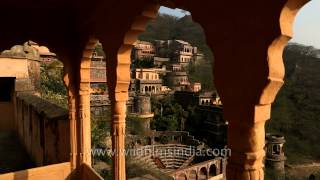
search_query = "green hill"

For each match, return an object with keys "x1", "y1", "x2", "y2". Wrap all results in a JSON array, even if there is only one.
[{"x1": 267, "y1": 43, "x2": 320, "y2": 164}]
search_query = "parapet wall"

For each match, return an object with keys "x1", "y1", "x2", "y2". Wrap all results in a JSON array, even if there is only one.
[{"x1": 15, "y1": 93, "x2": 70, "y2": 166}]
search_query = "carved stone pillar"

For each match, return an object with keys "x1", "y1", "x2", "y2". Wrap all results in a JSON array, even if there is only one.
[
  {"x1": 63, "y1": 61, "x2": 79, "y2": 170},
  {"x1": 79, "y1": 54, "x2": 92, "y2": 165},
  {"x1": 112, "y1": 100, "x2": 127, "y2": 180},
  {"x1": 226, "y1": 105, "x2": 269, "y2": 179},
  {"x1": 104, "y1": 47, "x2": 131, "y2": 180},
  {"x1": 97, "y1": 3, "x2": 161, "y2": 179}
]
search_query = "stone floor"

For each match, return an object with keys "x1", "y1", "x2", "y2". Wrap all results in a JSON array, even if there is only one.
[{"x1": 0, "y1": 131, "x2": 34, "y2": 174}]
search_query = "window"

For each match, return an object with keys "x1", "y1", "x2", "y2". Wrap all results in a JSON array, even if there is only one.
[{"x1": 272, "y1": 145, "x2": 280, "y2": 155}]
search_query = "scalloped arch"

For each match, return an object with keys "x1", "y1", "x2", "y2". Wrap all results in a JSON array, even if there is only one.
[
  {"x1": 114, "y1": 3, "x2": 160, "y2": 101},
  {"x1": 259, "y1": 0, "x2": 310, "y2": 105}
]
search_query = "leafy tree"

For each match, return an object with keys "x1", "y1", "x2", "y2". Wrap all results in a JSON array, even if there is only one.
[
  {"x1": 150, "y1": 95, "x2": 187, "y2": 131},
  {"x1": 188, "y1": 60, "x2": 215, "y2": 90},
  {"x1": 91, "y1": 115, "x2": 109, "y2": 149},
  {"x1": 40, "y1": 60, "x2": 67, "y2": 108}
]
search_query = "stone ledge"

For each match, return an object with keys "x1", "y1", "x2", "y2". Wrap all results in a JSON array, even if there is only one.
[{"x1": 17, "y1": 93, "x2": 68, "y2": 120}]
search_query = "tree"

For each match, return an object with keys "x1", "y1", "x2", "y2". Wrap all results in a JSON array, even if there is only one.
[
  {"x1": 40, "y1": 60, "x2": 67, "y2": 108},
  {"x1": 150, "y1": 95, "x2": 188, "y2": 131},
  {"x1": 153, "y1": 115, "x2": 178, "y2": 131},
  {"x1": 188, "y1": 60, "x2": 215, "y2": 90}
]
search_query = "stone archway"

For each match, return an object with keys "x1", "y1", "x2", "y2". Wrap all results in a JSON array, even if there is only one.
[
  {"x1": 181, "y1": 0, "x2": 309, "y2": 179},
  {"x1": 198, "y1": 167, "x2": 207, "y2": 180},
  {"x1": 93, "y1": 0, "x2": 311, "y2": 179},
  {"x1": 78, "y1": 37, "x2": 100, "y2": 167},
  {"x1": 99, "y1": 3, "x2": 160, "y2": 180},
  {"x1": 209, "y1": 164, "x2": 217, "y2": 177}
]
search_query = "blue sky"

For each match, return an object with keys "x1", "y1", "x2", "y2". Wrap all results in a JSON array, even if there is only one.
[{"x1": 159, "y1": 2, "x2": 320, "y2": 48}]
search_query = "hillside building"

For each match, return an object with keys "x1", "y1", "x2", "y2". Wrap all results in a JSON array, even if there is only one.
[
  {"x1": 133, "y1": 68, "x2": 163, "y2": 94},
  {"x1": 166, "y1": 64, "x2": 190, "y2": 91},
  {"x1": 132, "y1": 41, "x2": 155, "y2": 60},
  {"x1": 189, "y1": 82, "x2": 202, "y2": 92},
  {"x1": 169, "y1": 40, "x2": 198, "y2": 67}
]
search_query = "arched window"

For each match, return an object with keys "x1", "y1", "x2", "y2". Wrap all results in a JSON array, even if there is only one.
[
  {"x1": 198, "y1": 167, "x2": 207, "y2": 180},
  {"x1": 209, "y1": 164, "x2": 217, "y2": 177}
]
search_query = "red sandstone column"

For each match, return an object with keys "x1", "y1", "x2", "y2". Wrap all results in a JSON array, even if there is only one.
[
  {"x1": 78, "y1": 82, "x2": 91, "y2": 165},
  {"x1": 225, "y1": 105, "x2": 269, "y2": 180},
  {"x1": 78, "y1": 38, "x2": 98, "y2": 166},
  {"x1": 112, "y1": 100, "x2": 127, "y2": 180},
  {"x1": 63, "y1": 62, "x2": 79, "y2": 170},
  {"x1": 79, "y1": 38, "x2": 99, "y2": 166}
]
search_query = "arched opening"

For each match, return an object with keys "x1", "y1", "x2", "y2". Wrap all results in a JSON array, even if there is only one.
[
  {"x1": 111, "y1": 3, "x2": 224, "y2": 180},
  {"x1": 266, "y1": 1, "x2": 320, "y2": 179},
  {"x1": 198, "y1": 167, "x2": 207, "y2": 180},
  {"x1": 86, "y1": 40, "x2": 114, "y2": 178},
  {"x1": 209, "y1": 164, "x2": 217, "y2": 177},
  {"x1": 265, "y1": 0, "x2": 316, "y2": 179}
]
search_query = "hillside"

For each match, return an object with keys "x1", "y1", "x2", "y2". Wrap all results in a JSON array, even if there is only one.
[
  {"x1": 138, "y1": 14, "x2": 215, "y2": 90},
  {"x1": 267, "y1": 43, "x2": 320, "y2": 164}
]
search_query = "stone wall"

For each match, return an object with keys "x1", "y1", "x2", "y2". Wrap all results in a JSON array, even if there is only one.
[
  {"x1": 27, "y1": 60, "x2": 41, "y2": 91},
  {"x1": 15, "y1": 93, "x2": 70, "y2": 166},
  {"x1": 0, "y1": 102, "x2": 14, "y2": 130},
  {"x1": 90, "y1": 61, "x2": 107, "y2": 83},
  {"x1": 0, "y1": 57, "x2": 39, "y2": 93}
]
